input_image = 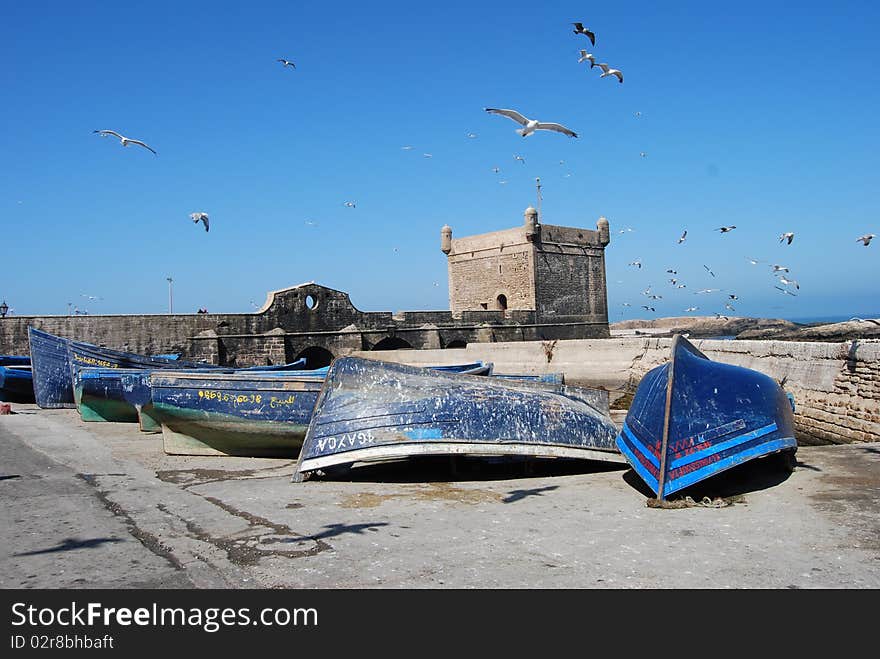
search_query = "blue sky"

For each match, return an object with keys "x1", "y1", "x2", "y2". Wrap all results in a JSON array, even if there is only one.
[{"x1": 1, "y1": 0, "x2": 877, "y2": 321}]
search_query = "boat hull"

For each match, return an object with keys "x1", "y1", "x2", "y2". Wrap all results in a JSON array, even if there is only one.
[
  {"x1": 615, "y1": 335, "x2": 797, "y2": 499},
  {"x1": 0, "y1": 366, "x2": 35, "y2": 403},
  {"x1": 149, "y1": 371, "x2": 326, "y2": 456},
  {"x1": 28, "y1": 327, "x2": 219, "y2": 409},
  {"x1": 293, "y1": 357, "x2": 623, "y2": 480}
]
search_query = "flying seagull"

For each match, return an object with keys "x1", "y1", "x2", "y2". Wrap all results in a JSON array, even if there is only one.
[
  {"x1": 779, "y1": 232, "x2": 795, "y2": 244},
  {"x1": 774, "y1": 285, "x2": 797, "y2": 296},
  {"x1": 572, "y1": 23, "x2": 595, "y2": 45},
  {"x1": 485, "y1": 108, "x2": 578, "y2": 138},
  {"x1": 717, "y1": 225, "x2": 736, "y2": 233},
  {"x1": 685, "y1": 306, "x2": 698, "y2": 312},
  {"x1": 640, "y1": 152, "x2": 647, "y2": 158},
  {"x1": 677, "y1": 230, "x2": 687, "y2": 244},
  {"x1": 777, "y1": 275, "x2": 800, "y2": 289},
  {"x1": 93, "y1": 130, "x2": 157, "y2": 155},
  {"x1": 667, "y1": 269, "x2": 678, "y2": 274},
  {"x1": 771, "y1": 264, "x2": 789, "y2": 273},
  {"x1": 857, "y1": 233, "x2": 875, "y2": 246},
  {"x1": 596, "y1": 63, "x2": 623, "y2": 83},
  {"x1": 401, "y1": 145, "x2": 413, "y2": 150},
  {"x1": 514, "y1": 154, "x2": 526, "y2": 164},
  {"x1": 190, "y1": 212, "x2": 209, "y2": 232},
  {"x1": 703, "y1": 264, "x2": 716, "y2": 277},
  {"x1": 492, "y1": 166, "x2": 501, "y2": 174},
  {"x1": 725, "y1": 303, "x2": 736, "y2": 312},
  {"x1": 628, "y1": 259, "x2": 642, "y2": 269},
  {"x1": 343, "y1": 201, "x2": 356, "y2": 208},
  {"x1": 466, "y1": 132, "x2": 478, "y2": 139},
  {"x1": 642, "y1": 305, "x2": 655, "y2": 312},
  {"x1": 578, "y1": 50, "x2": 597, "y2": 67},
  {"x1": 277, "y1": 58, "x2": 296, "y2": 69},
  {"x1": 729, "y1": 294, "x2": 739, "y2": 300},
  {"x1": 747, "y1": 257, "x2": 762, "y2": 265}
]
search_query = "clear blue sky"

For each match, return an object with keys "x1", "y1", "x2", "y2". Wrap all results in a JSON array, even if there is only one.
[{"x1": 1, "y1": 0, "x2": 877, "y2": 321}]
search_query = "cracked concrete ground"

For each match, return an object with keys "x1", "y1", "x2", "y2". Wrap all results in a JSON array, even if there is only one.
[{"x1": 1, "y1": 405, "x2": 878, "y2": 588}]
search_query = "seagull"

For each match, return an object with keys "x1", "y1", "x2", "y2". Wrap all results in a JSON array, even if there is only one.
[
  {"x1": 676, "y1": 284, "x2": 687, "y2": 289},
  {"x1": 685, "y1": 306, "x2": 698, "y2": 312},
  {"x1": 729, "y1": 294, "x2": 739, "y2": 300},
  {"x1": 669, "y1": 278, "x2": 678, "y2": 285},
  {"x1": 492, "y1": 166, "x2": 501, "y2": 173},
  {"x1": 80, "y1": 294, "x2": 103, "y2": 301},
  {"x1": 485, "y1": 108, "x2": 578, "y2": 138},
  {"x1": 343, "y1": 201, "x2": 356, "y2": 208},
  {"x1": 514, "y1": 155, "x2": 526, "y2": 164},
  {"x1": 401, "y1": 145, "x2": 413, "y2": 150},
  {"x1": 666, "y1": 269, "x2": 678, "y2": 274},
  {"x1": 499, "y1": 180, "x2": 508, "y2": 185},
  {"x1": 596, "y1": 63, "x2": 624, "y2": 83},
  {"x1": 779, "y1": 232, "x2": 795, "y2": 244},
  {"x1": 304, "y1": 219, "x2": 318, "y2": 227},
  {"x1": 777, "y1": 276, "x2": 800, "y2": 289},
  {"x1": 423, "y1": 153, "x2": 433, "y2": 158},
  {"x1": 746, "y1": 257, "x2": 762, "y2": 265},
  {"x1": 622, "y1": 302, "x2": 631, "y2": 307},
  {"x1": 466, "y1": 132, "x2": 478, "y2": 139},
  {"x1": 634, "y1": 111, "x2": 643, "y2": 118},
  {"x1": 639, "y1": 152, "x2": 647, "y2": 158},
  {"x1": 93, "y1": 130, "x2": 157, "y2": 155},
  {"x1": 774, "y1": 285, "x2": 797, "y2": 296},
  {"x1": 619, "y1": 227, "x2": 634, "y2": 234},
  {"x1": 642, "y1": 305, "x2": 655, "y2": 312},
  {"x1": 696, "y1": 288, "x2": 719, "y2": 294},
  {"x1": 857, "y1": 233, "x2": 875, "y2": 246},
  {"x1": 578, "y1": 50, "x2": 597, "y2": 67},
  {"x1": 725, "y1": 303, "x2": 736, "y2": 312},
  {"x1": 717, "y1": 225, "x2": 736, "y2": 233},
  {"x1": 628, "y1": 259, "x2": 642, "y2": 269},
  {"x1": 771, "y1": 264, "x2": 789, "y2": 273},
  {"x1": 714, "y1": 313, "x2": 730, "y2": 320},
  {"x1": 277, "y1": 58, "x2": 296, "y2": 69},
  {"x1": 677, "y1": 230, "x2": 687, "y2": 244},
  {"x1": 190, "y1": 212, "x2": 209, "y2": 232},
  {"x1": 572, "y1": 23, "x2": 596, "y2": 45},
  {"x1": 703, "y1": 265, "x2": 716, "y2": 277}
]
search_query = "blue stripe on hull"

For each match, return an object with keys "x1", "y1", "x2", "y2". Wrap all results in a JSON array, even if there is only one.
[{"x1": 664, "y1": 436, "x2": 798, "y2": 497}]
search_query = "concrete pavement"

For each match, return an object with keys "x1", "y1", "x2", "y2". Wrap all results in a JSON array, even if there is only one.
[{"x1": 1, "y1": 405, "x2": 878, "y2": 588}]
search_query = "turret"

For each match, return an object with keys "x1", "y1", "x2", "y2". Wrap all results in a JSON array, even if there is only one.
[
  {"x1": 440, "y1": 224, "x2": 452, "y2": 254},
  {"x1": 597, "y1": 216, "x2": 610, "y2": 246},
  {"x1": 524, "y1": 206, "x2": 540, "y2": 242}
]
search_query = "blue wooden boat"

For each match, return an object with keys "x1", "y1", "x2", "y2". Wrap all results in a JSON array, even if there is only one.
[
  {"x1": 28, "y1": 326, "x2": 220, "y2": 409},
  {"x1": 73, "y1": 358, "x2": 309, "y2": 432},
  {"x1": 0, "y1": 355, "x2": 31, "y2": 366},
  {"x1": 293, "y1": 357, "x2": 624, "y2": 481},
  {"x1": 149, "y1": 369, "x2": 330, "y2": 456},
  {"x1": 0, "y1": 365, "x2": 35, "y2": 403},
  {"x1": 615, "y1": 335, "x2": 797, "y2": 500},
  {"x1": 147, "y1": 361, "x2": 495, "y2": 456}
]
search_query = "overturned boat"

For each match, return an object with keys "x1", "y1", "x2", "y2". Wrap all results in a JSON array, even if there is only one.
[
  {"x1": 293, "y1": 357, "x2": 623, "y2": 481},
  {"x1": 615, "y1": 335, "x2": 797, "y2": 500},
  {"x1": 73, "y1": 358, "x2": 309, "y2": 432},
  {"x1": 0, "y1": 356, "x2": 34, "y2": 403},
  {"x1": 148, "y1": 361, "x2": 494, "y2": 456},
  {"x1": 28, "y1": 326, "x2": 219, "y2": 408}
]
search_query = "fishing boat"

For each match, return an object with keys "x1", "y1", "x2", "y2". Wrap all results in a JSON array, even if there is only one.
[
  {"x1": 0, "y1": 358, "x2": 34, "y2": 402},
  {"x1": 73, "y1": 358, "x2": 309, "y2": 432},
  {"x1": 148, "y1": 361, "x2": 494, "y2": 456},
  {"x1": 293, "y1": 357, "x2": 623, "y2": 481},
  {"x1": 615, "y1": 334, "x2": 797, "y2": 500},
  {"x1": 28, "y1": 326, "x2": 219, "y2": 409}
]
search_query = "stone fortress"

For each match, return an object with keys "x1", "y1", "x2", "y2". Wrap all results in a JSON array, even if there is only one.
[{"x1": 0, "y1": 207, "x2": 613, "y2": 369}]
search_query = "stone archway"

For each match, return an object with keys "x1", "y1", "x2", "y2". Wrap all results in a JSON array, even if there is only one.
[
  {"x1": 371, "y1": 336, "x2": 413, "y2": 351},
  {"x1": 294, "y1": 346, "x2": 335, "y2": 369}
]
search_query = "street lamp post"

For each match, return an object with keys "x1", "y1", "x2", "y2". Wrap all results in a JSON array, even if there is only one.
[
  {"x1": 0, "y1": 300, "x2": 7, "y2": 318},
  {"x1": 166, "y1": 277, "x2": 174, "y2": 315}
]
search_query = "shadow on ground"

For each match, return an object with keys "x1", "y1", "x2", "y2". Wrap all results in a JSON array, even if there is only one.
[{"x1": 311, "y1": 455, "x2": 628, "y2": 484}]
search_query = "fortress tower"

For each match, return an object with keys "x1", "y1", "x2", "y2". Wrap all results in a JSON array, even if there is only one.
[{"x1": 441, "y1": 207, "x2": 611, "y2": 325}]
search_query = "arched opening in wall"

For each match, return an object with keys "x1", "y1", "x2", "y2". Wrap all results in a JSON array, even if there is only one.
[
  {"x1": 496, "y1": 294, "x2": 508, "y2": 311},
  {"x1": 304, "y1": 295, "x2": 318, "y2": 310},
  {"x1": 371, "y1": 336, "x2": 413, "y2": 351},
  {"x1": 444, "y1": 339, "x2": 467, "y2": 349},
  {"x1": 294, "y1": 346, "x2": 334, "y2": 369}
]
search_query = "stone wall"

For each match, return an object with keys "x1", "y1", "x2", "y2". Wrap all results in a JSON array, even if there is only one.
[
  {"x1": 0, "y1": 282, "x2": 610, "y2": 367},
  {"x1": 353, "y1": 337, "x2": 880, "y2": 446}
]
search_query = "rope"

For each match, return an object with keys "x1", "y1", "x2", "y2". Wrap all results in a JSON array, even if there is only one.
[{"x1": 646, "y1": 495, "x2": 738, "y2": 509}]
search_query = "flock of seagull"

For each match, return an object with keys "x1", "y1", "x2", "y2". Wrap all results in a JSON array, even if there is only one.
[{"x1": 87, "y1": 22, "x2": 873, "y2": 322}]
